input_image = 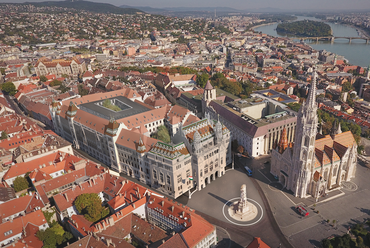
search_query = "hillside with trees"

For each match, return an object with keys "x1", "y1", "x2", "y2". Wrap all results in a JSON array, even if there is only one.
[{"x1": 276, "y1": 20, "x2": 332, "y2": 37}]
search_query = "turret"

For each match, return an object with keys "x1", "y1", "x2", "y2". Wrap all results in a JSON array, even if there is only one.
[
  {"x1": 214, "y1": 118, "x2": 223, "y2": 144},
  {"x1": 66, "y1": 101, "x2": 78, "y2": 118},
  {"x1": 136, "y1": 137, "x2": 146, "y2": 154},
  {"x1": 193, "y1": 131, "x2": 202, "y2": 154},
  {"x1": 105, "y1": 117, "x2": 119, "y2": 137}
]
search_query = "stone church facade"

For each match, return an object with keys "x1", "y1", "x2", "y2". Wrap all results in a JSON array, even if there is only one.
[{"x1": 270, "y1": 68, "x2": 357, "y2": 199}]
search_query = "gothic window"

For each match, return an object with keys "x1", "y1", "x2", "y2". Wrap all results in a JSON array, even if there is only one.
[
  {"x1": 309, "y1": 151, "x2": 313, "y2": 161},
  {"x1": 324, "y1": 169, "x2": 328, "y2": 180},
  {"x1": 304, "y1": 136, "x2": 309, "y2": 147},
  {"x1": 200, "y1": 169, "x2": 203, "y2": 177},
  {"x1": 310, "y1": 137, "x2": 315, "y2": 146},
  {"x1": 302, "y1": 150, "x2": 307, "y2": 160},
  {"x1": 333, "y1": 166, "x2": 338, "y2": 176},
  {"x1": 160, "y1": 173, "x2": 164, "y2": 183}
]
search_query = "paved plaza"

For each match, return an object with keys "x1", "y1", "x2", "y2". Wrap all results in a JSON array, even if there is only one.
[{"x1": 254, "y1": 157, "x2": 370, "y2": 248}]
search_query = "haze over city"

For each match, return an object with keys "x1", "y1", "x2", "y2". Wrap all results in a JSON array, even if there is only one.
[
  {"x1": 0, "y1": 0, "x2": 370, "y2": 10},
  {"x1": 1, "y1": 0, "x2": 370, "y2": 247}
]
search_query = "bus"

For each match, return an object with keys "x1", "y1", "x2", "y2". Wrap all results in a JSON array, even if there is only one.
[{"x1": 244, "y1": 166, "x2": 253, "y2": 176}]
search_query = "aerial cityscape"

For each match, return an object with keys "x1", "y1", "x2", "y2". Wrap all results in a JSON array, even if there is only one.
[{"x1": 0, "y1": 1, "x2": 370, "y2": 248}]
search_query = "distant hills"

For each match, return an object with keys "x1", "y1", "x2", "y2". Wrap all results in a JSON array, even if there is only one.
[
  {"x1": 119, "y1": 5, "x2": 242, "y2": 15},
  {"x1": 19, "y1": 1, "x2": 142, "y2": 14}
]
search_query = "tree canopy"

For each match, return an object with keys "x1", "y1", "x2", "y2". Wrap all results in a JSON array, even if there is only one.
[
  {"x1": 78, "y1": 84, "x2": 89, "y2": 96},
  {"x1": 39, "y1": 75, "x2": 48, "y2": 82},
  {"x1": 277, "y1": 20, "x2": 332, "y2": 37},
  {"x1": 49, "y1": 79, "x2": 62, "y2": 87},
  {"x1": 1, "y1": 82, "x2": 16, "y2": 95},
  {"x1": 36, "y1": 222, "x2": 74, "y2": 248},
  {"x1": 13, "y1": 176, "x2": 30, "y2": 192},
  {"x1": 102, "y1": 99, "x2": 121, "y2": 112},
  {"x1": 1, "y1": 130, "x2": 8, "y2": 140},
  {"x1": 196, "y1": 73, "x2": 209, "y2": 88},
  {"x1": 152, "y1": 125, "x2": 171, "y2": 144},
  {"x1": 287, "y1": 103, "x2": 302, "y2": 112},
  {"x1": 210, "y1": 73, "x2": 242, "y2": 96},
  {"x1": 74, "y1": 193, "x2": 109, "y2": 222}
]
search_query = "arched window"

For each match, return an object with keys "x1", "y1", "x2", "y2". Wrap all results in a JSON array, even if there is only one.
[
  {"x1": 304, "y1": 136, "x2": 309, "y2": 147},
  {"x1": 324, "y1": 169, "x2": 328, "y2": 180}
]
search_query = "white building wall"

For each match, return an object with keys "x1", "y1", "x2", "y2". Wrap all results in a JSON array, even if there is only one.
[{"x1": 132, "y1": 203, "x2": 146, "y2": 219}]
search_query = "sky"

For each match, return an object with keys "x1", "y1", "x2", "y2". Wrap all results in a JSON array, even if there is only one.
[{"x1": 0, "y1": 0, "x2": 370, "y2": 10}]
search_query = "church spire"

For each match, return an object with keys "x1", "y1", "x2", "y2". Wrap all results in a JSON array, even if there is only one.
[{"x1": 306, "y1": 66, "x2": 317, "y2": 110}]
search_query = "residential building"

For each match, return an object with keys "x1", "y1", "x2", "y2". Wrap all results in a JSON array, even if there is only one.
[{"x1": 0, "y1": 209, "x2": 48, "y2": 246}]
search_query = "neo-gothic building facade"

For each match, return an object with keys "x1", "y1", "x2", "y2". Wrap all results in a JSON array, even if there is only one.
[
  {"x1": 35, "y1": 56, "x2": 86, "y2": 77},
  {"x1": 50, "y1": 89, "x2": 231, "y2": 199},
  {"x1": 270, "y1": 68, "x2": 357, "y2": 199}
]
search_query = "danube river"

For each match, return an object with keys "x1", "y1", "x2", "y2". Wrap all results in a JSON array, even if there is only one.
[{"x1": 254, "y1": 16, "x2": 370, "y2": 67}]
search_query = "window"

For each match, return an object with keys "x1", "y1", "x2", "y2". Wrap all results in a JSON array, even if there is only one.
[
  {"x1": 167, "y1": 175, "x2": 171, "y2": 184},
  {"x1": 160, "y1": 172, "x2": 164, "y2": 183},
  {"x1": 186, "y1": 169, "x2": 190, "y2": 178},
  {"x1": 153, "y1": 170, "x2": 157, "y2": 179},
  {"x1": 204, "y1": 165, "x2": 208, "y2": 174},
  {"x1": 4, "y1": 230, "x2": 12, "y2": 236},
  {"x1": 177, "y1": 174, "x2": 182, "y2": 183}
]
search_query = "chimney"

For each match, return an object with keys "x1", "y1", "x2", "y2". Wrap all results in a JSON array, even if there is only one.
[
  {"x1": 106, "y1": 238, "x2": 112, "y2": 246},
  {"x1": 172, "y1": 231, "x2": 175, "y2": 236},
  {"x1": 121, "y1": 180, "x2": 125, "y2": 186},
  {"x1": 162, "y1": 239, "x2": 165, "y2": 244},
  {"x1": 64, "y1": 193, "x2": 69, "y2": 202},
  {"x1": 132, "y1": 203, "x2": 135, "y2": 209},
  {"x1": 171, "y1": 206, "x2": 174, "y2": 212},
  {"x1": 130, "y1": 194, "x2": 133, "y2": 202},
  {"x1": 108, "y1": 216, "x2": 114, "y2": 226},
  {"x1": 161, "y1": 201, "x2": 164, "y2": 207}
]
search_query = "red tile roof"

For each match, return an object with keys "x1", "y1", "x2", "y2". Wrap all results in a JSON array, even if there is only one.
[{"x1": 246, "y1": 237, "x2": 270, "y2": 248}]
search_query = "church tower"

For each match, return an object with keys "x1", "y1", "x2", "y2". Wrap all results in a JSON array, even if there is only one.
[
  {"x1": 202, "y1": 80, "x2": 216, "y2": 117},
  {"x1": 291, "y1": 67, "x2": 319, "y2": 198}
]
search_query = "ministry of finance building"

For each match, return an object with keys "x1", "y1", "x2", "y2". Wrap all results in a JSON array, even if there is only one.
[{"x1": 50, "y1": 88, "x2": 231, "y2": 198}]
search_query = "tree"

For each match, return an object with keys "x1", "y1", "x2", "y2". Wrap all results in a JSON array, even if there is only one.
[
  {"x1": 40, "y1": 75, "x2": 48, "y2": 82},
  {"x1": 13, "y1": 176, "x2": 30, "y2": 192},
  {"x1": 74, "y1": 193, "x2": 109, "y2": 222},
  {"x1": 78, "y1": 84, "x2": 89, "y2": 96},
  {"x1": 37, "y1": 222, "x2": 73, "y2": 248},
  {"x1": 1, "y1": 130, "x2": 8, "y2": 140},
  {"x1": 49, "y1": 79, "x2": 62, "y2": 87},
  {"x1": 58, "y1": 85, "x2": 70, "y2": 93},
  {"x1": 152, "y1": 125, "x2": 170, "y2": 144},
  {"x1": 2, "y1": 82, "x2": 16, "y2": 95},
  {"x1": 287, "y1": 103, "x2": 301, "y2": 112},
  {"x1": 196, "y1": 73, "x2": 209, "y2": 88},
  {"x1": 321, "y1": 239, "x2": 333, "y2": 248},
  {"x1": 342, "y1": 81, "x2": 353, "y2": 92}
]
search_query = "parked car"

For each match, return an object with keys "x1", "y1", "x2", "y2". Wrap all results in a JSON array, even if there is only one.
[{"x1": 296, "y1": 205, "x2": 309, "y2": 217}]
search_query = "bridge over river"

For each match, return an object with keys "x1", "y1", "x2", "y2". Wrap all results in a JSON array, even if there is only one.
[{"x1": 299, "y1": 36, "x2": 369, "y2": 43}]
